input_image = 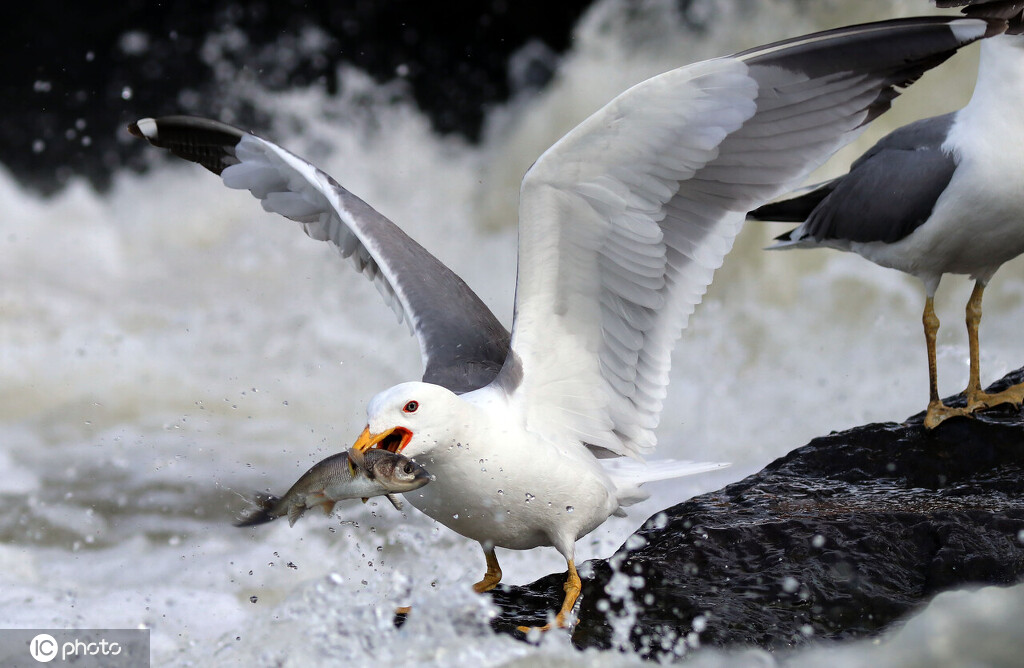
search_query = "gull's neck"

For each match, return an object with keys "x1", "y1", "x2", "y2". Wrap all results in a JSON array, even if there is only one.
[
  {"x1": 958, "y1": 35, "x2": 1024, "y2": 134},
  {"x1": 946, "y1": 34, "x2": 1024, "y2": 163}
]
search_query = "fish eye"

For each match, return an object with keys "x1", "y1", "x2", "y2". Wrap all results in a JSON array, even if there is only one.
[
  {"x1": 403, "y1": 462, "x2": 415, "y2": 474},
  {"x1": 403, "y1": 401, "x2": 418, "y2": 413}
]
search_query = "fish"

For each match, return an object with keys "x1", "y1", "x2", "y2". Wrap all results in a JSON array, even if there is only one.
[{"x1": 235, "y1": 447, "x2": 432, "y2": 527}]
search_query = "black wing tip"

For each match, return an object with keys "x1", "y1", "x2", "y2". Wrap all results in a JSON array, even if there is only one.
[
  {"x1": 748, "y1": 187, "x2": 831, "y2": 223},
  {"x1": 938, "y1": 0, "x2": 1024, "y2": 34},
  {"x1": 735, "y1": 15, "x2": 1006, "y2": 62},
  {"x1": 126, "y1": 115, "x2": 248, "y2": 142},
  {"x1": 773, "y1": 228, "x2": 796, "y2": 243},
  {"x1": 128, "y1": 115, "x2": 249, "y2": 175}
]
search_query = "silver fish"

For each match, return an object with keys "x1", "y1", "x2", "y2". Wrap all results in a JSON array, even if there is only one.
[{"x1": 235, "y1": 448, "x2": 431, "y2": 527}]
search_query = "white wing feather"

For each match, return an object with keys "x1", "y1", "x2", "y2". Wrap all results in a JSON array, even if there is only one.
[{"x1": 503, "y1": 23, "x2": 988, "y2": 459}]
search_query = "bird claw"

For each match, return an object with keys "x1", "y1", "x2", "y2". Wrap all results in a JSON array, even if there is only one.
[
  {"x1": 924, "y1": 382, "x2": 1024, "y2": 429},
  {"x1": 968, "y1": 384, "x2": 1024, "y2": 412},
  {"x1": 923, "y1": 400, "x2": 972, "y2": 429},
  {"x1": 516, "y1": 612, "x2": 576, "y2": 635}
]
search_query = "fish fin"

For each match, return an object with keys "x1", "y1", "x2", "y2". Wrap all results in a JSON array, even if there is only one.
[
  {"x1": 347, "y1": 447, "x2": 364, "y2": 476},
  {"x1": 234, "y1": 492, "x2": 281, "y2": 527},
  {"x1": 361, "y1": 497, "x2": 369, "y2": 504},
  {"x1": 287, "y1": 504, "x2": 306, "y2": 527},
  {"x1": 386, "y1": 494, "x2": 404, "y2": 511},
  {"x1": 321, "y1": 500, "x2": 336, "y2": 516}
]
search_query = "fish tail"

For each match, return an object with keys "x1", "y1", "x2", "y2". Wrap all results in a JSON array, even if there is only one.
[{"x1": 234, "y1": 492, "x2": 282, "y2": 527}]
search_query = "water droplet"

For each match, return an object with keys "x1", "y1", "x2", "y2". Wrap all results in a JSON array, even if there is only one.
[
  {"x1": 525, "y1": 493, "x2": 535, "y2": 504},
  {"x1": 452, "y1": 513, "x2": 459, "y2": 519},
  {"x1": 566, "y1": 506, "x2": 574, "y2": 513},
  {"x1": 497, "y1": 489, "x2": 504, "y2": 496},
  {"x1": 249, "y1": 596, "x2": 258, "y2": 604},
  {"x1": 287, "y1": 562, "x2": 297, "y2": 570},
  {"x1": 812, "y1": 534, "x2": 826, "y2": 548}
]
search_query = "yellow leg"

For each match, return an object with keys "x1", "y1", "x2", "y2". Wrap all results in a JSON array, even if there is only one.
[
  {"x1": 964, "y1": 281, "x2": 985, "y2": 406},
  {"x1": 962, "y1": 281, "x2": 1024, "y2": 412},
  {"x1": 922, "y1": 297, "x2": 970, "y2": 429},
  {"x1": 473, "y1": 546, "x2": 503, "y2": 593},
  {"x1": 517, "y1": 559, "x2": 582, "y2": 633}
]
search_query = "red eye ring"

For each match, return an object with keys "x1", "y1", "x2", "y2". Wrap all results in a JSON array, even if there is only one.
[{"x1": 403, "y1": 401, "x2": 419, "y2": 413}]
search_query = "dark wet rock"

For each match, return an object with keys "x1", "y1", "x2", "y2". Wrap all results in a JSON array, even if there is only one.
[{"x1": 487, "y1": 367, "x2": 1024, "y2": 656}]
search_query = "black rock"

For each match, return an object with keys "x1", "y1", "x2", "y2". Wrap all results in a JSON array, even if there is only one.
[{"x1": 487, "y1": 367, "x2": 1024, "y2": 656}]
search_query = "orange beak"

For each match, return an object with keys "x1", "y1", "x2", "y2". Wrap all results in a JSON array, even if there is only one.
[{"x1": 351, "y1": 425, "x2": 413, "y2": 453}]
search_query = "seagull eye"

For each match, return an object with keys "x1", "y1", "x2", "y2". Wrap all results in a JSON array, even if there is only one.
[{"x1": 403, "y1": 401, "x2": 419, "y2": 413}]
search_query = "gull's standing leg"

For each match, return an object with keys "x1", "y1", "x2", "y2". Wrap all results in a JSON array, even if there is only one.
[
  {"x1": 473, "y1": 545, "x2": 503, "y2": 593},
  {"x1": 517, "y1": 558, "x2": 582, "y2": 633},
  {"x1": 964, "y1": 281, "x2": 987, "y2": 409},
  {"x1": 923, "y1": 296, "x2": 970, "y2": 429},
  {"x1": 964, "y1": 280, "x2": 1024, "y2": 412}
]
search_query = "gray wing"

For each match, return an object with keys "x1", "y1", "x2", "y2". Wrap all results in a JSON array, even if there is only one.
[
  {"x1": 750, "y1": 113, "x2": 959, "y2": 244},
  {"x1": 128, "y1": 116, "x2": 509, "y2": 394}
]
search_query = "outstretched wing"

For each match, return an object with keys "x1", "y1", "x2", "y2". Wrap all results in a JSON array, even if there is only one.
[
  {"x1": 129, "y1": 116, "x2": 509, "y2": 394},
  {"x1": 493, "y1": 17, "x2": 1002, "y2": 459}
]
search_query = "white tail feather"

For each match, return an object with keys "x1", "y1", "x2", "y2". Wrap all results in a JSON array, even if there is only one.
[{"x1": 601, "y1": 457, "x2": 729, "y2": 514}]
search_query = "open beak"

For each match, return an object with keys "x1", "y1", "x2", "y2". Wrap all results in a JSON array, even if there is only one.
[{"x1": 351, "y1": 425, "x2": 413, "y2": 453}]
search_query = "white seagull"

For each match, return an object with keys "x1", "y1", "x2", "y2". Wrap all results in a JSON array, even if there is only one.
[
  {"x1": 750, "y1": 11, "x2": 1023, "y2": 429},
  {"x1": 130, "y1": 16, "x2": 1001, "y2": 630}
]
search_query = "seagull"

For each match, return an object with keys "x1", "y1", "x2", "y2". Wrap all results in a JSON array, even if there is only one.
[
  {"x1": 749, "y1": 21, "x2": 1023, "y2": 429},
  {"x1": 129, "y1": 16, "x2": 1001, "y2": 630}
]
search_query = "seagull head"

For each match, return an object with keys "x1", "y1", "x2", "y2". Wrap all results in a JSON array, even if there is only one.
[{"x1": 351, "y1": 381, "x2": 465, "y2": 460}]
